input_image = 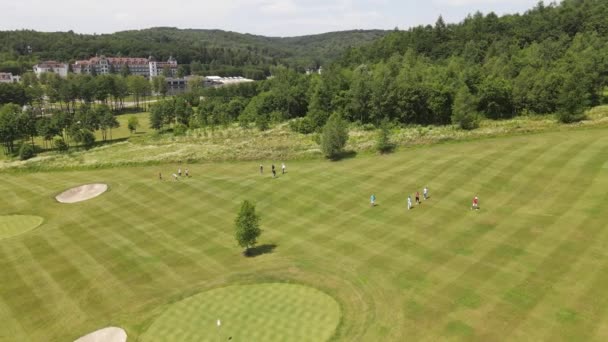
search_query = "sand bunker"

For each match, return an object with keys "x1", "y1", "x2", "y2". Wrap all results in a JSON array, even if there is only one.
[
  {"x1": 74, "y1": 327, "x2": 127, "y2": 342},
  {"x1": 56, "y1": 184, "x2": 108, "y2": 203}
]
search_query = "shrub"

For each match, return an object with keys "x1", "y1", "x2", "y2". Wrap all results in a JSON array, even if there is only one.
[
  {"x1": 53, "y1": 136, "x2": 68, "y2": 152},
  {"x1": 18, "y1": 143, "x2": 35, "y2": 160},
  {"x1": 127, "y1": 116, "x2": 139, "y2": 133},
  {"x1": 255, "y1": 115, "x2": 269, "y2": 131},
  {"x1": 556, "y1": 110, "x2": 585, "y2": 124},
  {"x1": 173, "y1": 123, "x2": 188, "y2": 136},
  {"x1": 80, "y1": 129, "x2": 96, "y2": 149},
  {"x1": 289, "y1": 117, "x2": 316, "y2": 134}
]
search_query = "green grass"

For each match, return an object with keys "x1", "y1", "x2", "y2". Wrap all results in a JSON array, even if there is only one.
[
  {"x1": 0, "y1": 215, "x2": 43, "y2": 240},
  {"x1": 1, "y1": 127, "x2": 608, "y2": 341},
  {"x1": 140, "y1": 283, "x2": 341, "y2": 342}
]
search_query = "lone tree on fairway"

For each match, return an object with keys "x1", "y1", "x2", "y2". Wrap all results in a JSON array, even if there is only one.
[
  {"x1": 235, "y1": 200, "x2": 262, "y2": 256},
  {"x1": 321, "y1": 113, "x2": 349, "y2": 159}
]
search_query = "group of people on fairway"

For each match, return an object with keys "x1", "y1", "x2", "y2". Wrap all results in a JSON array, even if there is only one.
[
  {"x1": 260, "y1": 163, "x2": 286, "y2": 178},
  {"x1": 371, "y1": 187, "x2": 480, "y2": 211},
  {"x1": 407, "y1": 187, "x2": 428, "y2": 210},
  {"x1": 158, "y1": 167, "x2": 190, "y2": 181}
]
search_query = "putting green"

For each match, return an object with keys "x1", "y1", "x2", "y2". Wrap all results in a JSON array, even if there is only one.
[
  {"x1": 141, "y1": 283, "x2": 341, "y2": 342},
  {"x1": 0, "y1": 215, "x2": 43, "y2": 240}
]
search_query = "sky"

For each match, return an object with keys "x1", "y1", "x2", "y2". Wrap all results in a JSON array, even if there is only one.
[{"x1": 1, "y1": 0, "x2": 545, "y2": 37}]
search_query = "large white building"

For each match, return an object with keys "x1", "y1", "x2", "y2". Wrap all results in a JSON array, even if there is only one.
[
  {"x1": 72, "y1": 55, "x2": 178, "y2": 78},
  {"x1": 33, "y1": 61, "x2": 69, "y2": 78}
]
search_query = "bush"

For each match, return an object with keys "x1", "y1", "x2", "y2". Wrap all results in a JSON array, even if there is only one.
[
  {"x1": 452, "y1": 110, "x2": 480, "y2": 130},
  {"x1": 289, "y1": 117, "x2": 316, "y2": 134},
  {"x1": 53, "y1": 136, "x2": 68, "y2": 152},
  {"x1": 127, "y1": 116, "x2": 139, "y2": 133},
  {"x1": 173, "y1": 123, "x2": 188, "y2": 136},
  {"x1": 18, "y1": 143, "x2": 35, "y2": 160},
  {"x1": 556, "y1": 110, "x2": 585, "y2": 124},
  {"x1": 80, "y1": 129, "x2": 96, "y2": 149},
  {"x1": 255, "y1": 115, "x2": 269, "y2": 131},
  {"x1": 320, "y1": 113, "x2": 349, "y2": 159}
]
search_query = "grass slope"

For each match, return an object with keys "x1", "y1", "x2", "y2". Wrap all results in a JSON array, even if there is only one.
[
  {"x1": 0, "y1": 127, "x2": 607, "y2": 341},
  {"x1": 140, "y1": 283, "x2": 340, "y2": 342}
]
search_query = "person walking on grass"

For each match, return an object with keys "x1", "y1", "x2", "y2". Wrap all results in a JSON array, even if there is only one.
[
  {"x1": 407, "y1": 195, "x2": 412, "y2": 210},
  {"x1": 185, "y1": 168, "x2": 189, "y2": 177},
  {"x1": 415, "y1": 191, "x2": 420, "y2": 205},
  {"x1": 472, "y1": 196, "x2": 479, "y2": 210},
  {"x1": 282, "y1": 162, "x2": 286, "y2": 174},
  {"x1": 423, "y1": 186, "x2": 429, "y2": 200},
  {"x1": 178, "y1": 167, "x2": 182, "y2": 177},
  {"x1": 370, "y1": 194, "x2": 376, "y2": 207},
  {"x1": 260, "y1": 164, "x2": 264, "y2": 174},
  {"x1": 272, "y1": 164, "x2": 276, "y2": 178},
  {"x1": 159, "y1": 172, "x2": 163, "y2": 181}
]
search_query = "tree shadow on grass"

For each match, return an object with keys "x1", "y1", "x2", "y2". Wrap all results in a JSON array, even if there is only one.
[
  {"x1": 329, "y1": 150, "x2": 358, "y2": 161},
  {"x1": 245, "y1": 244, "x2": 277, "y2": 257}
]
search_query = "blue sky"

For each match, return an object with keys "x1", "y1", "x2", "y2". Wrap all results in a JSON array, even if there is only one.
[{"x1": 1, "y1": 0, "x2": 546, "y2": 36}]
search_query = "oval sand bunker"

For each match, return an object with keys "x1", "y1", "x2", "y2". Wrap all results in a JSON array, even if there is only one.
[
  {"x1": 74, "y1": 327, "x2": 127, "y2": 342},
  {"x1": 141, "y1": 283, "x2": 341, "y2": 342},
  {"x1": 56, "y1": 184, "x2": 108, "y2": 203},
  {"x1": 0, "y1": 215, "x2": 43, "y2": 240}
]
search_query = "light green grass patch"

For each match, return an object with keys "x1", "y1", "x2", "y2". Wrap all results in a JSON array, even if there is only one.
[
  {"x1": 0, "y1": 215, "x2": 44, "y2": 240},
  {"x1": 140, "y1": 283, "x2": 341, "y2": 342}
]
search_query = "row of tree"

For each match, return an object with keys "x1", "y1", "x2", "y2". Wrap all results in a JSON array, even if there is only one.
[
  {"x1": 0, "y1": 73, "x2": 160, "y2": 112},
  {"x1": 0, "y1": 102, "x2": 119, "y2": 158}
]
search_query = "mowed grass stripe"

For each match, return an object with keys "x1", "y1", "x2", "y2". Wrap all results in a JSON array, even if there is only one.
[
  {"x1": 476, "y1": 137, "x2": 608, "y2": 340},
  {"x1": 2, "y1": 128, "x2": 608, "y2": 341},
  {"x1": 418, "y1": 137, "x2": 600, "y2": 337}
]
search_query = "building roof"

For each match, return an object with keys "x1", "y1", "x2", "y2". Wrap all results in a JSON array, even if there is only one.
[
  {"x1": 36, "y1": 61, "x2": 67, "y2": 68},
  {"x1": 0, "y1": 72, "x2": 13, "y2": 80}
]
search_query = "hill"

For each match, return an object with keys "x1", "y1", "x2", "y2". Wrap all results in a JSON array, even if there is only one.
[{"x1": 0, "y1": 28, "x2": 388, "y2": 77}]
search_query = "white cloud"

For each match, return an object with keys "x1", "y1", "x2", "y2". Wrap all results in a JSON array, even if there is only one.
[{"x1": 432, "y1": 0, "x2": 536, "y2": 7}]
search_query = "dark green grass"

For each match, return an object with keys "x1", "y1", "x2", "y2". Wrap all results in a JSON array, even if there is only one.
[{"x1": 0, "y1": 127, "x2": 607, "y2": 341}]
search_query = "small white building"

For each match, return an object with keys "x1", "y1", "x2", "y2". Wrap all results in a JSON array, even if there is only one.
[
  {"x1": 33, "y1": 61, "x2": 69, "y2": 78},
  {"x1": 203, "y1": 76, "x2": 253, "y2": 87},
  {"x1": 0, "y1": 72, "x2": 20, "y2": 83}
]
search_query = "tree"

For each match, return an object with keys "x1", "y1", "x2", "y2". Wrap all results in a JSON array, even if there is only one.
[
  {"x1": 120, "y1": 64, "x2": 131, "y2": 77},
  {"x1": 234, "y1": 200, "x2": 262, "y2": 256},
  {"x1": 0, "y1": 104, "x2": 22, "y2": 154},
  {"x1": 98, "y1": 106, "x2": 119, "y2": 140},
  {"x1": 128, "y1": 116, "x2": 139, "y2": 134},
  {"x1": 452, "y1": 86, "x2": 480, "y2": 130},
  {"x1": 320, "y1": 113, "x2": 349, "y2": 159},
  {"x1": 376, "y1": 120, "x2": 394, "y2": 154}
]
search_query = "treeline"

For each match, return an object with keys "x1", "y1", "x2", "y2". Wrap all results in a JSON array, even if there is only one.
[
  {"x1": 0, "y1": 72, "x2": 154, "y2": 112},
  {"x1": 0, "y1": 28, "x2": 387, "y2": 78},
  {"x1": 0, "y1": 102, "x2": 119, "y2": 159},
  {"x1": 149, "y1": 0, "x2": 608, "y2": 134}
]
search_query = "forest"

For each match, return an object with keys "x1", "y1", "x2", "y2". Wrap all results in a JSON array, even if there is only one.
[
  {"x1": 186, "y1": 0, "x2": 608, "y2": 132},
  {"x1": 0, "y1": 28, "x2": 386, "y2": 79}
]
